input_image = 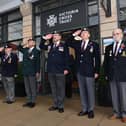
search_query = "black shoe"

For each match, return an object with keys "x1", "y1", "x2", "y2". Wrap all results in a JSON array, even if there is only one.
[
  {"x1": 7, "y1": 101, "x2": 15, "y2": 104},
  {"x1": 58, "y1": 108, "x2": 64, "y2": 113},
  {"x1": 22, "y1": 102, "x2": 31, "y2": 107},
  {"x1": 29, "y1": 103, "x2": 36, "y2": 108},
  {"x1": 78, "y1": 111, "x2": 88, "y2": 116},
  {"x1": 88, "y1": 111, "x2": 94, "y2": 119},
  {"x1": 48, "y1": 106, "x2": 58, "y2": 111}
]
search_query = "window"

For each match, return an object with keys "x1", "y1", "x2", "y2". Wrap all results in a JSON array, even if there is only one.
[
  {"x1": 41, "y1": 0, "x2": 81, "y2": 12},
  {"x1": 119, "y1": 0, "x2": 126, "y2": 36},
  {"x1": 0, "y1": 18, "x2": 2, "y2": 25},
  {"x1": 33, "y1": 3, "x2": 41, "y2": 49},
  {"x1": 34, "y1": 4, "x2": 41, "y2": 14},
  {"x1": 35, "y1": 36, "x2": 41, "y2": 50},
  {"x1": 8, "y1": 20, "x2": 22, "y2": 41},
  {"x1": 8, "y1": 11, "x2": 22, "y2": 22},
  {"x1": 61, "y1": 0, "x2": 80, "y2": 6},
  {"x1": 119, "y1": 0, "x2": 126, "y2": 21},
  {"x1": 7, "y1": 10, "x2": 22, "y2": 41},
  {"x1": 35, "y1": 15, "x2": 41, "y2": 36},
  {"x1": 33, "y1": 2, "x2": 41, "y2": 46},
  {"x1": 89, "y1": 26, "x2": 100, "y2": 42},
  {"x1": 0, "y1": 9, "x2": 22, "y2": 44},
  {"x1": 0, "y1": 17, "x2": 2, "y2": 43},
  {"x1": 41, "y1": 0, "x2": 59, "y2": 11},
  {"x1": 88, "y1": 0, "x2": 98, "y2": 26},
  {"x1": 0, "y1": 26, "x2": 2, "y2": 42}
]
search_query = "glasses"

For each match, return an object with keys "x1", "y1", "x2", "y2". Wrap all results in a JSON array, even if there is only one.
[{"x1": 113, "y1": 33, "x2": 121, "y2": 36}]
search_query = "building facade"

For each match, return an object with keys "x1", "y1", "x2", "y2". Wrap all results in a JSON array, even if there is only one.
[{"x1": 0, "y1": 0, "x2": 125, "y2": 93}]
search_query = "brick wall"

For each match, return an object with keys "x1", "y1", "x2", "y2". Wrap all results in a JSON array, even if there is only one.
[
  {"x1": 99, "y1": 0, "x2": 118, "y2": 38},
  {"x1": 20, "y1": 2, "x2": 33, "y2": 46}
]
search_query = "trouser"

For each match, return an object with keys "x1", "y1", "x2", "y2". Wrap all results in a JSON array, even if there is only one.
[
  {"x1": 77, "y1": 73, "x2": 95, "y2": 112},
  {"x1": 110, "y1": 80, "x2": 126, "y2": 117},
  {"x1": 24, "y1": 76, "x2": 37, "y2": 103},
  {"x1": 65, "y1": 73, "x2": 72, "y2": 98},
  {"x1": 2, "y1": 76, "x2": 15, "y2": 101},
  {"x1": 48, "y1": 73, "x2": 65, "y2": 109}
]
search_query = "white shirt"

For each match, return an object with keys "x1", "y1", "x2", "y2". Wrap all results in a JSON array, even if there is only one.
[
  {"x1": 54, "y1": 41, "x2": 60, "y2": 47},
  {"x1": 113, "y1": 40, "x2": 122, "y2": 55},
  {"x1": 29, "y1": 47, "x2": 34, "y2": 53},
  {"x1": 81, "y1": 39, "x2": 89, "y2": 50}
]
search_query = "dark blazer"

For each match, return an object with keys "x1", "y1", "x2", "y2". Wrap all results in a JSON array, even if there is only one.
[
  {"x1": 39, "y1": 39, "x2": 69, "y2": 74},
  {"x1": 18, "y1": 45, "x2": 40, "y2": 76},
  {"x1": 67, "y1": 35, "x2": 100, "y2": 77},
  {"x1": 0, "y1": 52, "x2": 18, "y2": 77},
  {"x1": 104, "y1": 40, "x2": 126, "y2": 81}
]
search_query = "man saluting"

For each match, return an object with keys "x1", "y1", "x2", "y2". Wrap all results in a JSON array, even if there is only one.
[
  {"x1": 0, "y1": 44, "x2": 18, "y2": 104},
  {"x1": 18, "y1": 39, "x2": 40, "y2": 108},
  {"x1": 39, "y1": 31, "x2": 69, "y2": 113},
  {"x1": 67, "y1": 28, "x2": 100, "y2": 119}
]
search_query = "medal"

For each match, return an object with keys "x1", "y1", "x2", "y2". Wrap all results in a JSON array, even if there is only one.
[
  {"x1": 119, "y1": 48, "x2": 122, "y2": 53},
  {"x1": 29, "y1": 54, "x2": 34, "y2": 60},
  {"x1": 109, "y1": 50, "x2": 112, "y2": 56},
  {"x1": 121, "y1": 51, "x2": 126, "y2": 57},
  {"x1": 59, "y1": 47, "x2": 64, "y2": 52},
  {"x1": 8, "y1": 57, "x2": 12, "y2": 63},
  {"x1": 90, "y1": 46, "x2": 93, "y2": 53},
  {"x1": 48, "y1": 46, "x2": 51, "y2": 52}
]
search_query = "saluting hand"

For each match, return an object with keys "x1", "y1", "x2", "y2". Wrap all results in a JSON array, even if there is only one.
[
  {"x1": 64, "y1": 70, "x2": 69, "y2": 75},
  {"x1": 94, "y1": 73, "x2": 99, "y2": 79},
  {"x1": 73, "y1": 30, "x2": 82, "y2": 36},
  {"x1": 36, "y1": 72, "x2": 40, "y2": 80},
  {"x1": 0, "y1": 47, "x2": 4, "y2": 52},
  {"x1": 42, "y1": 34, "x2": 53, "y2": 40},
  {"x1": 105, "y1": 76, "x2": 108, "y2": 80}
]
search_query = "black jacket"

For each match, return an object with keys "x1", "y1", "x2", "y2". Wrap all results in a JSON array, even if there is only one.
[
  {"x1": 0, "y1": 52, "x2": 18, "y2": 77},
  {"x1": 18, "y1": 45, "x2": 40, "y2": 76},
  {"x1": 67, "y1": 35, "x2": 100, "y2": 77},
  {"x1": 39, "y1": 39, "x2": 69, "y2": 74},
  {"x1": 104, "y1": 41, "x2": 126, "y2": 81}
]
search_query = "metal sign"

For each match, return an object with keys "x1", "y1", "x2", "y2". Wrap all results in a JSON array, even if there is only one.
[{"x1": 41, "y1": 2, "x2": 85, "y2": 34}]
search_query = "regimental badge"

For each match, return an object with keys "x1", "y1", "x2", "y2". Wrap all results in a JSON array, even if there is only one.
[
  {"x1": 48, "y1": 46, "x2": 51, "y2": 52},
  {"x1": 90, "y1": 46, "x2": 93, "y2": 53},
  {"x1": 109, "y1": 50, "x2": 112, "y2": 56},
  {"x1": 29, "y1": 54, "x2": 34, "y2": 60},
  {"x1": 3, "y1": 57, "x2": 6, "y2": 62},
  {"x1": 8, "y1": 57, "x2": 12, "y2": 63},
  {"x1": 28, "y1": 51, "x2": 34, "y2": 60},
  {"x1": 58, "y1": 47, "x2": 64, "y2": 52},
  {"x1": 44, "y1": 40, "x2": 50, "y2": 45},
  {"x1": 119, "y1": 48, "x2": 122, "y2": 54},
  {"x1": 121, "y1": 51, "x2": 126, "y2": 57},
  {"x1": 120, "y1": 43, "x2": 126, "y2": 56}
]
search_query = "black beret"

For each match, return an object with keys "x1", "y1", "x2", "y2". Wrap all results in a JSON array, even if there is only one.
[
  {"x1": 81, "y1": 27, "x2": 90, "y2": 32},
  {"x1": 53, "y1": 31, "x2": 62, "y2": 36}
]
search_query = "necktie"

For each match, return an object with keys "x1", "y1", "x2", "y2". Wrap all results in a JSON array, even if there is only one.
[
  {"x1": 28, "y1": 48, "x2": 32, "y2": 53},
  {"x1": 114, "y1": 42, "x2": 118, "y2": 56},
  {"x1": 53, "y1": 43, "x2": 56, "y2": 48},
  {"x1": 5, "y1": 54, "x2": 8, "y2": 59},
  {"x1": 81, "y1": 41, "x2": 85, "y2": 51}
]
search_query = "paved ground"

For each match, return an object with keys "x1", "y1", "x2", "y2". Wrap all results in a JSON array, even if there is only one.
[{"x1": 0, "y1": 93, "x2": 125, "y2": 126}]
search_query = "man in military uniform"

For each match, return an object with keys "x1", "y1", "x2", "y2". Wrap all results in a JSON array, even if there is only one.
[
  {"x1": 104, "y1": 28, "x2": 126, "y2": 123},
  {"x1": 39, "y1": 31, "x2": 69, "y2": 113},
  {"x1": 0, "y1": 44, "x2": 18, "y2": 104},
  {"x1": 18, "y1": 39, "x2": 40, "y2": 108},
  {"x1": 67, "y1": 28, "x2": 100, "y2": 119}
]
